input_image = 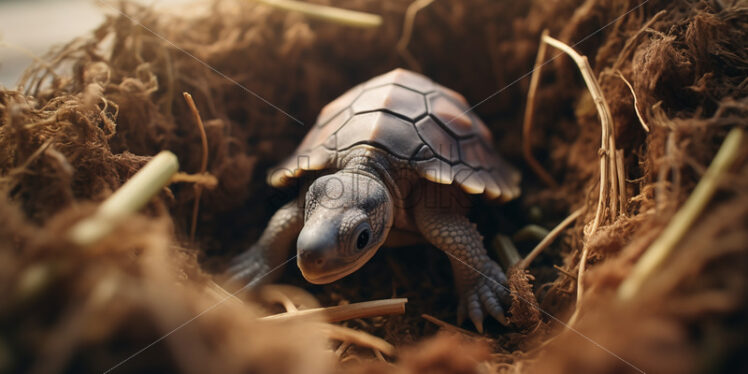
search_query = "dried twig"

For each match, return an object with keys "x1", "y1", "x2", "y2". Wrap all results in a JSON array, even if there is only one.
[
  {"x1": 183, "y1": 92, "x2": 209, "y2": 242},
  {"x1": 170, "y1": 172, "x2": 218, "y2": 189},
  {"x1": 266, "y1": 288, "x2": 299, "y2": 313},
  {"x1": 261, "y1": 298, "x2": 407, "y2": 323},
  {"x1": 373, "y1": 346, "x2": 389, "y2": 361},
  {"x1": 315, "y1": 323, "x2": 395, "y2": 356},
  {"x1": 254, "y1": 0, "x2": 382, "y2": 28},
  {"x1": 261, "y1": 290, "x2": 399, "y2": 357},
  {"x1": 543, "y1": 34, "x2": 620, "y2": 233},
  {"x1": 68, "y1": 151, "x2": 179, "y2": 246},
  {"x1": 618, "y1": 128, "x2": 743, "y2": 300},
  {"x1": 335, "y1": 342, "x2": 351, "y2": 357},
  {"x1": 553, "y1": 265, "x2": 577, "y2": 280},
  {"x1": 396, "y1": 0, "x2": 436, "y2": 71},
  {"x1": 522, "y1": 29, "x2": 558, "y2": 188},
  {"x1": 616, "y1": 149, "x2": 627, "y2": 214},
  {"x1": 542, "y1": 35, "x2": 623, "y2": 327},
  {"x1": 517, "y1": 208, "x2": 584, "y2": 270},
  {"x1": 608, "y1": 144, "x2": 619, "y2": 219},
  {"x1": 421, "y1": 313, "x2": 482, "y2": 337}
]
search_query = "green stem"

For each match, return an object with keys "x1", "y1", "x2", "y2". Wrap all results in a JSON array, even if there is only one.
[
  {"x1": 68, "y1": 151, "x2": 179, "y2": 246},
  {"x1": 254, "y1": 0, "x2": 382, "y2": 28},
  {"x1": 618, "y1": 128, "x2": 743, "y2": 301}
]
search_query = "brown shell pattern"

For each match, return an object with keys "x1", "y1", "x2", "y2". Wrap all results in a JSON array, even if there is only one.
[{"x1": 270, "y1": 68, "x2": 520, "y2": 201}]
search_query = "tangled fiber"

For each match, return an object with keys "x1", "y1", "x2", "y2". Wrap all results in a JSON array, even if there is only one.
[{"x1": 0, "y1": 0, "x2": 745, "y2": 373}]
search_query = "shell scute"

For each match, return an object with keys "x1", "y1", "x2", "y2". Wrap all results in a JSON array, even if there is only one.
[
  {"x1": 317, "y1": 85, "x2": 363, "y2": 125},
  {"x1": 269, "y1": 68, "x2": 520, "y2": 201},
  {"x1": 414, "y1": 158, "x2": 454, "y2": 184},
  {"x1": 415, "y1": 117, "x2": 460, "y2": 163},
  {"x1": 479, "y1": 170, "x2": 502, "y2": 200},
  {"x1": 352, "y1": 84, "x2": 426, "y2": 120},
  {"x1": 413, "y1": 144, "x2": 435, "y2": 160},
  {"x1": 460, "y1": 137, "x2": 487, "y2": 168},
  {"x1": 436, "y1": 84, "x2": 469, "y2": 106},
  {"x1": 472, "y1": 115, "x2": 494, "y2": 143},
  {"x1": 456, "y1": 169, "x2": 486, "y2": 195},
  {"x1": 335, "y1": 111, "x2": 421, "y2": 159},
  {"x1": 297, "y1": 108, "x2": 351, "y2": 153},
  {"x1": 364, "y1": 68, "x2": 434, "y2": 93},
  {"x1": 428, "y1": 93, "x2": 474, "y2": 138}
]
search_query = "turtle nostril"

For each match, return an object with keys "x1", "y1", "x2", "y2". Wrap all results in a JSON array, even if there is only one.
[
  {"x1": 300, "y1": 248, "x2": 326, "y2": 269},
  {"x1": 297, "y1": 226, "x2": 334, "y2": 271}
]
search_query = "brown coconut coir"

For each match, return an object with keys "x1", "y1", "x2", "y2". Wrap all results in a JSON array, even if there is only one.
[{"x1": 0, "y1": 0, "x2": 746, "y2": 373}]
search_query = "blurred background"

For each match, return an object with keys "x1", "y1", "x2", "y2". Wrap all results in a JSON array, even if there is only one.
[{"x1": 0, "y1": 0, "x2": 190, "y2": 87}]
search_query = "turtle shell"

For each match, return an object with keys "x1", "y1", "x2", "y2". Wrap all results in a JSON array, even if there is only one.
[{"x1": 270, "y1": 68, "x2": 520, "y2": 201}]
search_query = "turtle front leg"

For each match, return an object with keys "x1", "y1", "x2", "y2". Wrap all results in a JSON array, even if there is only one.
[
  {"x1": 224, "y1": 197, "x2": 304, "y2": 289},
  {"x1": 414, "y1": 199, "x2": 510, "y2": 332}
]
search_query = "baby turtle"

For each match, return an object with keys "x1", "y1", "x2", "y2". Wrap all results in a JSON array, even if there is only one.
[{"x1": 227, "y1": 68, "x2": 520, "y2": 331}]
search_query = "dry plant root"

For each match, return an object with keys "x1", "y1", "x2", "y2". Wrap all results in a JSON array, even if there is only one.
[
  {"x1": 537, "y1": 35, "x2": 624, "y2": 327},
  {"x1": 182, "y1": 92, "x2": 210, "y2": 241},
  {"x1": 552, "y1": 264, "x2": 577, "y2": 280},
  {"x1": 541, "y1": 35, "x2": 622, "y2": 233},
  {"x1": 516, "y1": 208, "x2": 584, "y2": 270},
  {"x1": 618, "y1": 128, "x2": 744, "y2": 300},
  {"x1": 615, "y1": 70, "x2": 650, "y2": 132},
  {"x1": 67, "y1": 151, "x2": 179, "y2": 247},
  {"x1": 522, "y1": 32, "x2": 626, "y2": 327},
  {"x1": 396, "y1": 0, "x2": 436, "y2": 71},
  {"x1": 522, "y1": 29, "x2": 558, "y2": 188}
]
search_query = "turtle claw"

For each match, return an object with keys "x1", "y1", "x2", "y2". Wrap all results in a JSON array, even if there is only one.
[
  {"x1": 480, "y1": 285, "x2": 509, "y2": 326},
  {"x1": 467, "y1": 292, "x2": 484, "y2": 333},
  {"x1": 457, "y1": 260, "x2": 510, "y2": 332}
]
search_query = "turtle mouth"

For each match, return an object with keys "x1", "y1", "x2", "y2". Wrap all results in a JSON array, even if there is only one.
[
  {"x1": 302, "y1": 264, "x2": 360, "y2": 284},
  {"x1": 299, "y1": 247, "x2": 379, "y2": 285}
]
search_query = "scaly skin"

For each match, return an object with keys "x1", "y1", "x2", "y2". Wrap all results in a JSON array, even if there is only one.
[
  {"x1": 413, "y1": 192, "x2": 510, "y2": 333},
  {"x1": 225, "y1": 197, "x2": 304, "y2": 288},
  {"x1": 225, "y1": 148, "x2": 511, "y2": 331}
]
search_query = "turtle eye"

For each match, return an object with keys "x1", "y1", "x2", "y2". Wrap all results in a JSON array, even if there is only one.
[
  {"x1": 356, "y1": 229, "x2": 370, "y2": 250},
  {"x1": 352, "y1": 222, "x2": 371, "y2": 251}
]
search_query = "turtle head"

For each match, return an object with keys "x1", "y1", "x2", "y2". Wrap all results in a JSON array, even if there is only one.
[{"x1": 297, "y1": 171, "x2": 393, "y2": 284}]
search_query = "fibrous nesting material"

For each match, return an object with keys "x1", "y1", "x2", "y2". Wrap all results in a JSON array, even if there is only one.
[{"x1": 0, "y1": 0, "x2": 746, "y2": 373}]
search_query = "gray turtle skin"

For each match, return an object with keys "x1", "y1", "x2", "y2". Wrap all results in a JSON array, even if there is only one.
[{"x1": 226, "y1": 69, "x2": 520, "y2": 332}]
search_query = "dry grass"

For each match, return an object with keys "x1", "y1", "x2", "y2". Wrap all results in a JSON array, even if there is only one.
[{"x1": 0, "y1": 0, "x2": 746, "y2": 373}]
